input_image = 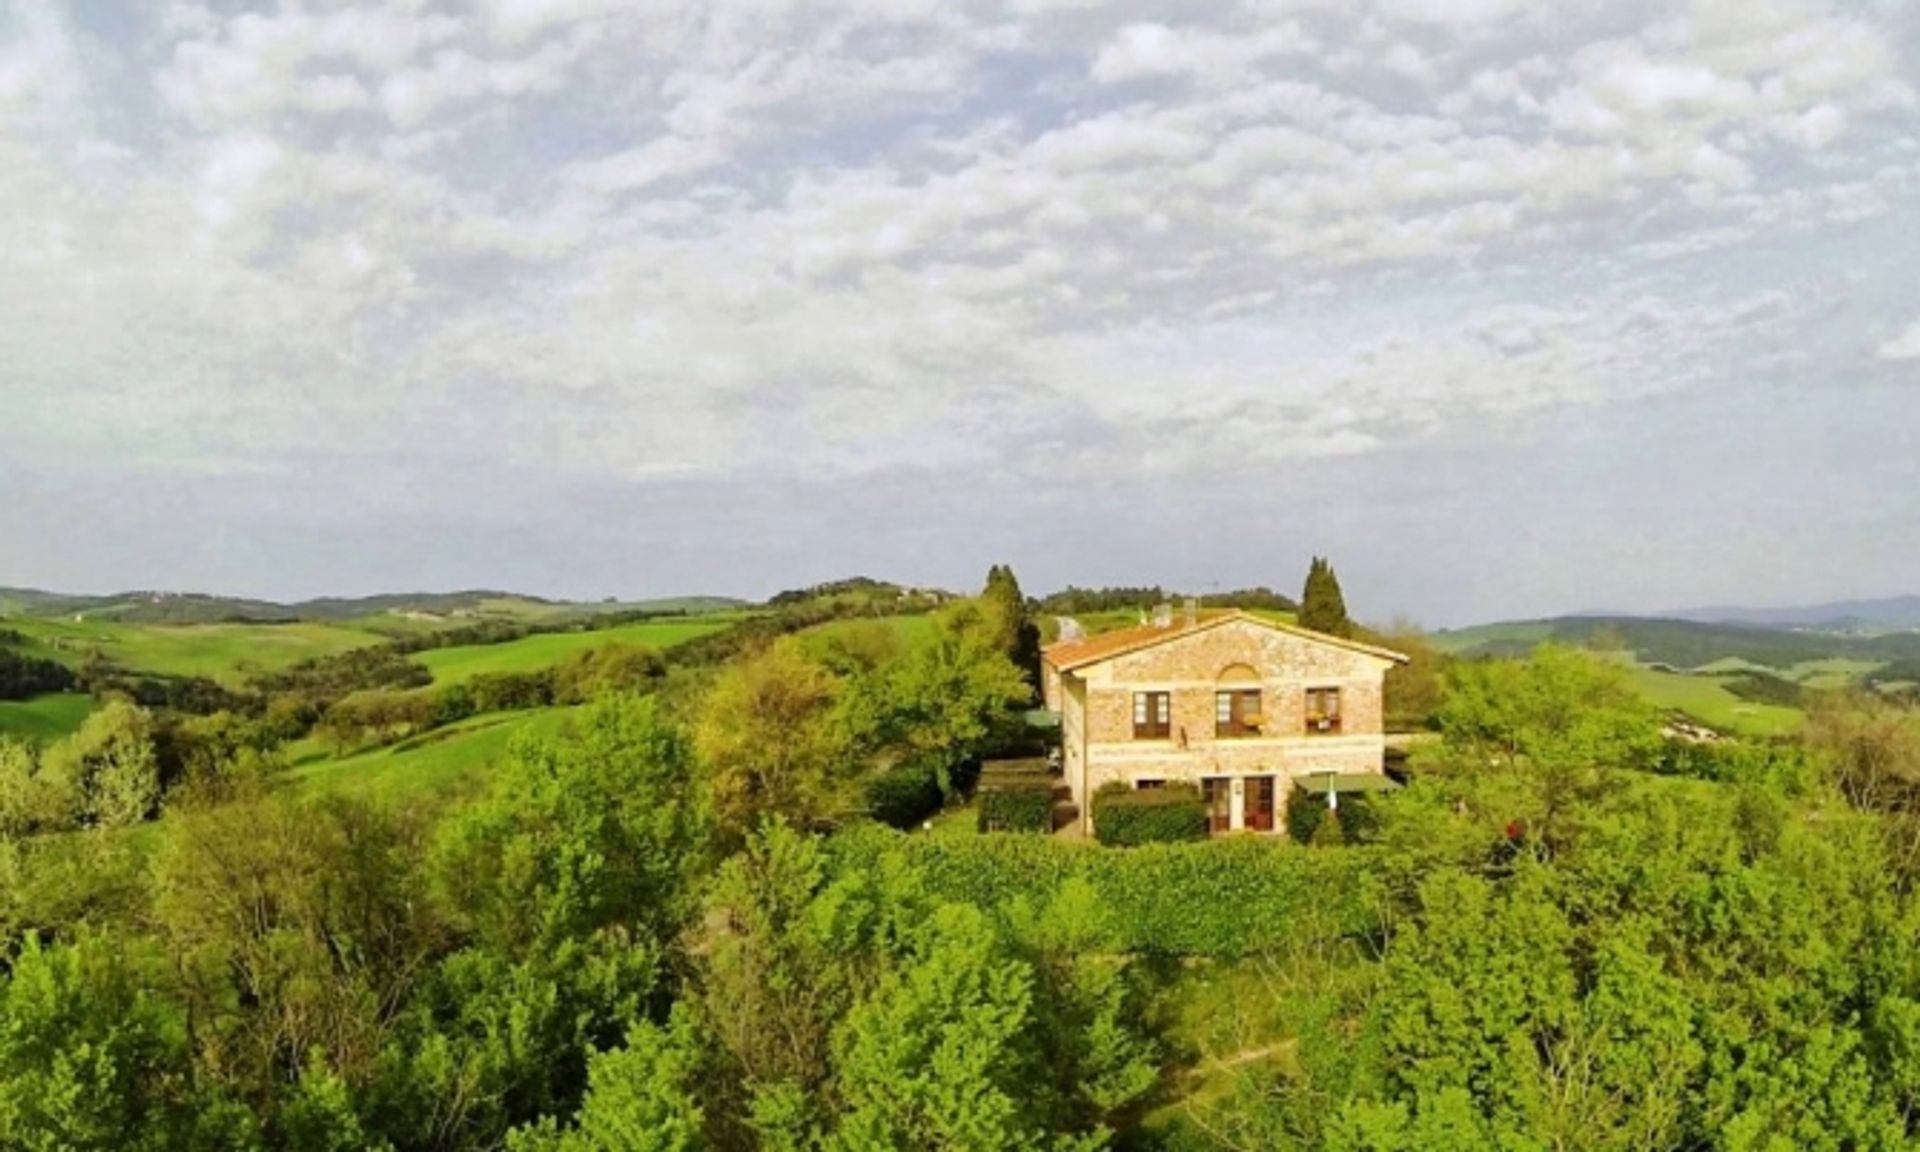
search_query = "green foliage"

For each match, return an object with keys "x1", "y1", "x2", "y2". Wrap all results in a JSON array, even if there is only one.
[
  {"x1": 1438, "y1": 646, "x2": 1664, "y2": 853},
  {"x1": 978, "y1": 776, "x2": 1055, "y2": 834},
  {"x1": 0, "y1": 737, "x2": 79, "y2": 839},
  {"x1": 1286, "y1": 787, "x2": 1378, "y2": 844},
  {"x1": 1366, "y1": 625, "x2": 1447, "y2": 731},
  {"x1": 506, "y1": 1009, "x2": 708, "y2": 1152},
  {"x1": 1300, "y1": 556, "x2": 1354, "y2": 638},
  {"x1": 830, "y1": 903, "x2": 1065, "y2": 1152},
  {"x1": 1092, "y1": 782, "x2": 1208, "y2": 846},
  {"x1": 1007, "y1": 879, "x2": 1159, "y2": 1126},
  {"x1": 866, "y1": 763, "x2": 944, "y2": 829},
  {"x1": 835, "y1": 827, "x2": 1378, "y2": 958},
  {"x1": 435, "y1": 693, "x2": 710, "y2": 961},
  {"x1": 0, "y1": 646, "x2": 78, "y2": 700},
  {"x1": 0, "y1": 933, "x2": 253, "y2": 1150},
  {"x1": 1720, "y1": 668, "x2": 1806, "y2": 707},
  {"x1": 695, "y1": 638, "x2": 856, "y2": 839},
  {"x1": 840, "y1": 601, "x2": 1033, "y2": 797},
  {"x1": 39, "y1": 699, "x2": 160, "y2": 828},
  {"x1": 983, "y1": 565, "x2": 1042, "y2": 698}
]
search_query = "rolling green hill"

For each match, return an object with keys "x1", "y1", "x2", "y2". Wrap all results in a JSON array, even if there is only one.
[
  {"x1": 285, "y1": 706, "x2": 580, "y2": 802},
  {"x1": 411, "y1": 617, "x2": 743, "y2": 684},
  {"x1": 1436, "y1": 614, "x2": 1920, "y2": 670},
  {"x1": 1, "y1": 617, "x2": 386, "y2": 686},
  {"x1": 1435, "y1": 613, "x2": 1920, "y2": 736}
]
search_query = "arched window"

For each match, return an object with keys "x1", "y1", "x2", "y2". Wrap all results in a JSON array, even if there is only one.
[{"x1": 1216, "y1": 664, "x2": 1262, "y2": 736}]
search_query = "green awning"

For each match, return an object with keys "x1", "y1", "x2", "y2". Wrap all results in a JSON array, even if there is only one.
[{"x1": 1294, "y1": 772, "x2": 1400, "y2": 795}]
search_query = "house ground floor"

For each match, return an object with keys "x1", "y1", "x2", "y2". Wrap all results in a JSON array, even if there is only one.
[{"x1": 1069, "y1": 735, "x2": 1395, "y2": 836}]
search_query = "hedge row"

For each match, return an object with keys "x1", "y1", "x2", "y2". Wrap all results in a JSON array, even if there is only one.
[
  {"x1": 977, "y1": 779, "x2": 1054, "y2": 834},
  {"x1": 1285, "y1": 787, "x2": 1379, "y2": 845},
  {"x1": 1092, "y1": 782, "x2": 1208, "y2": 846},
  {"x1": 833, "y1": 827, "x2": 1383, "y2": 958}
]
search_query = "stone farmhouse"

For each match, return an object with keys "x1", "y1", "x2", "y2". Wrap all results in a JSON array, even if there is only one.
[{"x1": 1040, "y1": 607, "x2": 1407, "y2": 836}]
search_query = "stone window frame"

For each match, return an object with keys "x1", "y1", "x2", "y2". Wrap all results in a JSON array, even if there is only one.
[
  {"x1": 1132, "y1": 691, "x2": 1171, "y2": 739},
  {"x1": 1305, "y1": 685, "x2": 1343, "y2": 735}
]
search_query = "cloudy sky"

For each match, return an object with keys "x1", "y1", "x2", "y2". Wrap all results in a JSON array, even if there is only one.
[{"x1": 1, "y1": 0, "x2": 1916, "y2": 625}]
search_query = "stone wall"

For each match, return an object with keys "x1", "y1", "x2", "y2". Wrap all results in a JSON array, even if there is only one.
[{"x1": 1064, "y1": 617, "x2": 1399, "y2": 835}]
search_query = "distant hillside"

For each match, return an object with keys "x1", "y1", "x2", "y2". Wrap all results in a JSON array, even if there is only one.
[
  {"x1": 1437, "y1": 614, "x2": 1920, "y2": 672},
  {"x1": 1659, "y1": 595, "x2": 1920, "y2": 632},
  {"x1": 0, "y1": 587, "x2": 749, "y2": 625}
]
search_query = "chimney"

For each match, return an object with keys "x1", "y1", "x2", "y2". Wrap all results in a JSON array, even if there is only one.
[
  {"x1": 1152, "y1": 602, "x2": 1173, "y2": 628},
  {"x1": 1184, "y1": 598, "x2": 1199, "y2": 626}
]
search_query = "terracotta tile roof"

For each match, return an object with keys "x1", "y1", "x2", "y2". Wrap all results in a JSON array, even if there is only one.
[{"x1": 1041, "y1": 609, "x2": 1407, "y2": 672}]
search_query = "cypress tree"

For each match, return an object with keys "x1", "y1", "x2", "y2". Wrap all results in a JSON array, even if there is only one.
[
  {"x1": 981, "y1": 565, "x2": 1041, "y2": 698},
  {"x1": 1299, "y1": 556, "x2": 1353, "y2": 638}
]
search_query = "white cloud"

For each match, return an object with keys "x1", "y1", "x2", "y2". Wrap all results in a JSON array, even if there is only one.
[
  {"x1": 1878, "y1": 321, "x2": 1920, "y2": 362},
  {"x1": 0, "y1": 0, "x2": 1915, "y2": 496}
]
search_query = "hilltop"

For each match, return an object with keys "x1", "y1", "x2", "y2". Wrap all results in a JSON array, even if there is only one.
[
  {"x1": 1657, "y1": 594, "x2": 1920, "y2": 632},
  {"x1": 0, "y1": 586, "x2": 748, "y2": 625}
]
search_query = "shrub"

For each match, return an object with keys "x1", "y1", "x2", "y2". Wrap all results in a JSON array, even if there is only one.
[
  {"x1": 1286, "y1": 786, "x2": 1377, "y2": 844},
  {"x1": 0, "y1": 648, "x2": 78, "y2": 701},
  {"x1": 830, "y1": 826, "x2": 1381, "y2": 958},
  {"x1": 867, "y1": 765, "x2": 944, "y2": 829},
  {"x1": 1092, "y1": 783, "x2": 1208, "y2": 847},
  {"x1": 977, "y1": 778, "x2": 1054, "y2": 834}
]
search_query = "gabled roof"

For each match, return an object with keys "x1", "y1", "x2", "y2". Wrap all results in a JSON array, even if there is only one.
[{"x1": 1041, "y1": 609, "x2": 1407, "y2": 673}]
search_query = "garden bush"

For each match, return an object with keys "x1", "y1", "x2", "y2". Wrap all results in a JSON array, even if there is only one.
[
  {"x1": 976, "y1": 777, "x2": 1054, "y2": 833},
  {"x1": 1285, "y1": 786, "x2": 1377, "y2": 844},
  {"x1": 1092, "y1": 782, "x2": 1207, "y2": 847},
  {"x1": 866, "y1": 764, "x2": 943, "y2": 829}
]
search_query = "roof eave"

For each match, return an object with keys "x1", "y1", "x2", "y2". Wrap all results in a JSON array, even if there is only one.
[{"x1": 1043, "y1": 610, "x2": 1409, "y2": 670}]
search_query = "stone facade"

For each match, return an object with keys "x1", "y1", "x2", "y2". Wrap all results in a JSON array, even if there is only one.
[{"x1": 1046, "y1": 614, "x2": 1402, "y2": 837}]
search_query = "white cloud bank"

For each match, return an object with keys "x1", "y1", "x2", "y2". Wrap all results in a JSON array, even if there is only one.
[{"x1": 0, "y1": 0, "x2": 1917, "y2": 609}]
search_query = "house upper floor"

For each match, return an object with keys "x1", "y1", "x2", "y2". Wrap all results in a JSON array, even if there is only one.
[{"x1": 1042, "y1": 610, "x2": 1406, "y2": 748}]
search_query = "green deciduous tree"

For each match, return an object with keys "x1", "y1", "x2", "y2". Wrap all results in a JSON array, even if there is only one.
[
  {"x1": 0, "y1": 933, "x2": 254, "y2": 1151},
  {"x1": 837, "y1": 601, "x2": 1032, "y2": 798},
  {"x1": 695, "y1": 639, "x2": 857, "y2": 839},
  {"x1": 0, "y1": 736, "x2": 77, "y2": 839},
  {"x1": 40, "y1": 700, "x2": 160, "y2": 828},
  {"x1": 505, "y1": 1009, "x2": 708, "y2": 1152},
  {"x1": 1437, "y1": 645, "x2": 1662, "y2": 854},
  {"x1": 829, "y1": 904, "x2": 1069, "y2": 1152}
]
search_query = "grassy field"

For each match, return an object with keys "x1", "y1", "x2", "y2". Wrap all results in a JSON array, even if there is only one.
[
  {"x1": 1430, "y1": 620, "x2": 1557, "y2": 654},
  {"x1": 0, "y1": 693, "x2": 96, "y2": 744},
  {"x1": 3, "y1": 617, "x2": 384, "y2": 685},
  {"x1": 412, "y1": 617, "x2": 742, "y2": 684},
  {"x1": 1622, "y1": 662, "x2": 1805, "y2": 736},
  {"x1": 793, "y1": 614, "x2": 940, "y2": 658},
  {"x1": 285, "y1": 706, "x2": 579, "y2": 802}
]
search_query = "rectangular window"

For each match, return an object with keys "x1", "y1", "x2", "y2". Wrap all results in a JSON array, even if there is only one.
[
  {"x1": 1132, "y1": 691, "x2": 1170, "y2": 739},
  {"x1": 1202, "y1": 776, "x2": 1232, "y2": 834},
  {"x1": 1305, "y1": 687, "x2": 1343, "y2": 735},
  {"x1": 1135, "y1": 778, "x2": 1165, "y2": 791},
  {"x1": 1214, "y1": 689, "x2": 1262, "y2": 737}
]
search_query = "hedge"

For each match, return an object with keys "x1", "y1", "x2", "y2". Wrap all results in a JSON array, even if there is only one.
[
  {"x1": 1286, "y1": 786, "x2": 1378, "y2": 844},
  {"x1": 867, "y1": 765, "x2": 945, "y2": 829},
  {"x1": 831, "y1": 826, "x2": 1383, "y2": 959},
  {"x1": 977, "y1": 778, "x2": 1054, "y2": 834},
  {"x1": 1092, "y1": 782, "x2": 1207, "y2": 846}
]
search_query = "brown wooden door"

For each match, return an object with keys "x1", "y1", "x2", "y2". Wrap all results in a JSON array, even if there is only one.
[
  {"x1": 1245, "y1": 776, "x2": 1275, "y2": 832},
  {"x1": 1202, "y1": 777, "x2": 1231, "y2": 834}
]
